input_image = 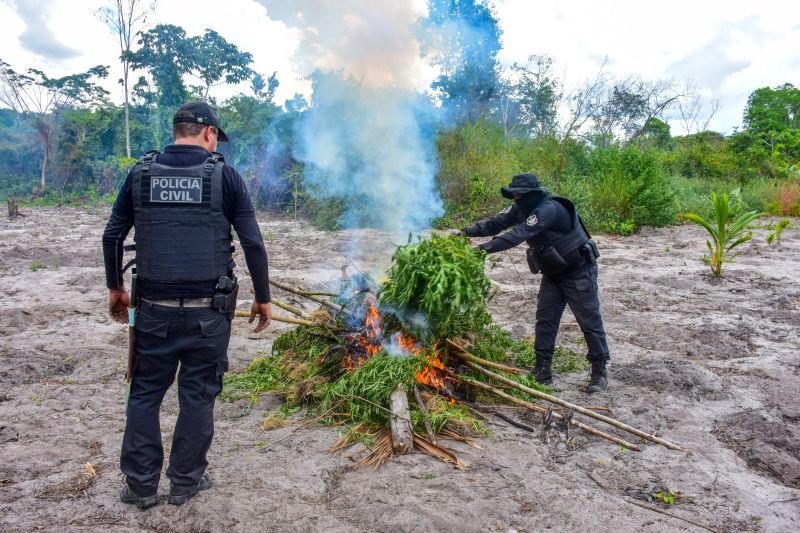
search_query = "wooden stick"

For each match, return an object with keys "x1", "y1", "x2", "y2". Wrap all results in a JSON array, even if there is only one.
[
  {"x1": 269, "y1": 279, "x2": 344, "y2": 314},
  {"x1": 460, "y1": 376, "x2": 641, "y2": 451},
  {"x1": 455, "y1": 358, "x2": 687, "y2": 451},
  {"x1": 445, "y1": 339, "x2": 523, "y2": 375},
  {"x1": 623, "y1": 498, "x2": 720, "y2": 533},
  {"x1": 234, "y1": 310, "x2": 315, "y2": 327},
  {"x1": 413, "y1": 384, "x2": 436, "y2": 444},
  {"x1": 270, "y1": 298, "x2": 307, "y2": 318}
]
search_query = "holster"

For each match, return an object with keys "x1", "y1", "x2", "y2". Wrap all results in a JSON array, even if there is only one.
[{"x1": 212, "y1": 283, "x2": 239, "y2": 316}]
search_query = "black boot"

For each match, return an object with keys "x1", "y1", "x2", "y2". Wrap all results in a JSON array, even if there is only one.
[
  {"x1": 587, "y1": 361, "x2": 608, "y2": 393},
  {"x1": 120, "y1": 479, "x2": 159, "y2": 509},
  {"x1": 532, "y1": 358, "x2": 553, "y2": 386},
  {"x1": 168, "y1": 474, "x2": 212, "y2": 506}
]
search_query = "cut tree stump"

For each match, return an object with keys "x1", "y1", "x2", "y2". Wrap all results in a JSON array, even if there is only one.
[
  {"x1": 7, "y1": 198, "x2": 20, "y2": 218},
  {"x1": 389, "y1": 383, "x2": 413, "y2": 454}
]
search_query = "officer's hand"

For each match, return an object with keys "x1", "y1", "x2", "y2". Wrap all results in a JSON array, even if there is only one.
[
  {"x1": 249, "y1": 301, "x2": 271, "y2": 333},
  {"x1": 108, "y1": 288, "x2": 130, "y2": 324},
  {"x1": 446, "y1": 228, "x2": 465, "y2": 237}
]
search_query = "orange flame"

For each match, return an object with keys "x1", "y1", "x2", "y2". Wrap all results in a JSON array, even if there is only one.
[
  {"x1": 345, "y1": 305, "x2": 383, "y2": 370},
  {"x1": 343, "y1": 307, "x2": 451, "y2": 396},
  {"x1": 415, "y1": 353, "x2": 448, "y2": 390}
]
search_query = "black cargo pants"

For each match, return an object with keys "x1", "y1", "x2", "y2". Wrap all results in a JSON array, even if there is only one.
[
  {"x1": 534, "y1": 261, "x2": 610, "y2": 365},
  {"x1": 121, "y1": 301, "x2": 231, "y2": 496}
]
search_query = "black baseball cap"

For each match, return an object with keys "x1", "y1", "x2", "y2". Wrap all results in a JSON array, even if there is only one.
[
  {"x1": 500, "y1": 173, "x2": 546, "y2": 199},
  {"x1": 173, "y1": 101, "x2": 229, "y2": 142}
]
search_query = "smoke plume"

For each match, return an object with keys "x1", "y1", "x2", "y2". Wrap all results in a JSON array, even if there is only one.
[{"x1": 258, "y1": 0, "x2": 443, "y2": 234}]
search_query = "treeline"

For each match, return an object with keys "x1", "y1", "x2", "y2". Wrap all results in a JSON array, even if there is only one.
[{"x1": 0, "y1": 0, "x2": 798, "y2": 232}]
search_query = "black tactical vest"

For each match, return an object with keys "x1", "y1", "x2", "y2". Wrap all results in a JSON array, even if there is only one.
[
  {"x1": 131, "y1": 151, "x2": 232, "y2": 293},
  {"x1": 526, "y1": 196, "x2": 593, "y2": 275}
]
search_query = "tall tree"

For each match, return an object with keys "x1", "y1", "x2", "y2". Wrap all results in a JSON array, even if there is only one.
[
  {"x1": 742, "y1": 83, "x2": 800, "y2": 160},
  {"x1": 185, "y1": 29, "x2": 254, "y2": 99},
  {"x1": 499, "y1": 54, "x2": 560, "y2": 138},
  {"x1": 423, "y1": 0, "x2": 503, "y2": 124},
  {"x1": 590, "y1": 77, "x2": 685, "y2": 146},
  {"x1": 97, "y1": 0, "x2": 157, "y2": 158},
  {"x1": 0, "y1": 60, "x2": 109, "y2": 192},
  {"x1": 127, "y1": 24, "x2": 192, "y2": 146}
]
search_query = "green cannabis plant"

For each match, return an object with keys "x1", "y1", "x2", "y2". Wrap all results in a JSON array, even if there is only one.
[
  {"x1": 680, "y1": 192, "x2": 760, "y2": 277},
  {"x1": 379, "y1": 234, "x2": 492, "y2": 339}
]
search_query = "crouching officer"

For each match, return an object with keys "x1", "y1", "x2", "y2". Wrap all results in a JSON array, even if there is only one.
[
  {"x1": 459, "y1": 173, "x2": 610, "y2": 393},
  {"x1": 102, "y1": 101, "x2": 272, "y2": 508}
]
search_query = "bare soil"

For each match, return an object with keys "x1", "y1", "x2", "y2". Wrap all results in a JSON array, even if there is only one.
[{"x1": 0, "y1": 206, "x2": 798, "y2": 532}]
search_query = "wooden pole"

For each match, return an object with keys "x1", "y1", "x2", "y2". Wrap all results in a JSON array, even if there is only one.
[
  {"x1": 269, "y1": 279, "x2": 344, "y2": 314},
  {"x1": 234, "y1": 310, "x2": 315, "y2": 327},
  {"x1": 413, "y1": 384, "x2": 436, "y2": 444},
  {"x1": 460, "y1": 376, "x2": 641, "y2": 451},
  {"x1": 270, "y1": 298, "x2": 307, "y2": 318},
  {"x1": 445, "y1": 339, "x2": 523, "y2": 375},
  {"x1": 452, "y1": 355, "x2": 687, "y2": 451}
]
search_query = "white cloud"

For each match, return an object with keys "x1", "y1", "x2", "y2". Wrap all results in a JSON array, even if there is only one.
[
  {"x1": 0, "y1": 0, "x2": 798, "y2": 133},
  {"x1": 494, "y1": 0, "x2": 800, "y2": 133}
]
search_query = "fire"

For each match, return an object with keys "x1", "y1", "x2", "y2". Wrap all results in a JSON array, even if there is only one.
[
  {"x1": 415, "y1": 353, "x2": 448, "y2": 390},
  {"x1": 344, "y1": 305, "x2": 383, "y2": 370},
  {"x1": 342, "y1": 306, "x2": 451, "y2": 395}
]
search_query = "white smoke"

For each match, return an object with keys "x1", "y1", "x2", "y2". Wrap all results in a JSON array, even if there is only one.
[{"x1": 257, "y1": 0, "x2": 443, "y2": 235}]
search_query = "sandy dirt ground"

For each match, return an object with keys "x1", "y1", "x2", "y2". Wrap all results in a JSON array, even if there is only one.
[{"x1": 0, "y1": 205, "x2": 798, "y2": 532}]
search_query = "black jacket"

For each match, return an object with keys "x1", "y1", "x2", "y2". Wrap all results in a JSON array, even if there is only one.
[{"x1": 464, "y1": 196, "x2": 572, "y2": 254}]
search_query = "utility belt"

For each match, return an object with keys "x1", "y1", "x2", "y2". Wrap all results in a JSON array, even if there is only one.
[
  {"x1": 526, "y1": 239, "x2": 599, "y2": 276},
  {"x1": 136, "y1": 275, "x2": 239, "y2": 315}
]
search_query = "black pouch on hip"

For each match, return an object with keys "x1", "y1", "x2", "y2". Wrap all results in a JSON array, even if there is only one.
[
  {"x1": 586, "y1": 239, "x2": 600, "y2": 260},
  {"x1": 526, "y1": 247, "x2": 541, "y2": 274},
  {"x1": 538, "y1": 246, "x2": 570, "y2": 276}
]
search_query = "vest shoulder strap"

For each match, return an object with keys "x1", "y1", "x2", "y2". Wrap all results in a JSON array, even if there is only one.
[
  {"x1": 204, "y1": 152, "x2": 225, "y2": 175},
  {"x1": 137, "y1": 150, "x2": 160, "y2": 174}
]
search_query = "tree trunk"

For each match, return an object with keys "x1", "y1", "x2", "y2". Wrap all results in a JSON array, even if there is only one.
[
  {"x1": 123, "y1": 63, "x2": 131, "y2": 158},
  {"x1": 40, "y1": 144, "x2": 48, "y2": 193}
]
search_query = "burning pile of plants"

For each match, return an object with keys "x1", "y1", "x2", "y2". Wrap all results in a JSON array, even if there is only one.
[{"x1": 228, "y1": 235, "x2": 685, "y2": 468}]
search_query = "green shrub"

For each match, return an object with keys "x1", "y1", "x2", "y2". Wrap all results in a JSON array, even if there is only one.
[{"x1": 582, "y1": 145, "x2": 676, "y2": 233}]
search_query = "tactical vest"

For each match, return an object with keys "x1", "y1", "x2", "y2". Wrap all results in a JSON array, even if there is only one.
[
  {"x1": 131, "y1": 151, "x2": 232, "y2": 293},
  {"x1": 526, "y1": 196, "x2": 593, "y2": 276}
]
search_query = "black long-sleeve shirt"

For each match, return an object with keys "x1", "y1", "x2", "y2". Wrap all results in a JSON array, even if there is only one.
[
  {"x1": 463, "y1": 197, "x2": 572, "y2": 254},
  {"x1": 102, "y1": 144, "x2": 271, "y2": 302}
]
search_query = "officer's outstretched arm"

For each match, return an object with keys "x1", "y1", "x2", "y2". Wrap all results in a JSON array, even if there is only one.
[
  {"x1": 463, "y1": 205, "x2": 518, "y2": 237},
  {"x1": 479, "y1": 214, "x2": 548, "y2": 254}
]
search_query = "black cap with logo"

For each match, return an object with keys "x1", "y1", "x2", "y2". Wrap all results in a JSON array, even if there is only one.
[{"x1": 172, "y1": 101, "x2": 229, "y2": 142}]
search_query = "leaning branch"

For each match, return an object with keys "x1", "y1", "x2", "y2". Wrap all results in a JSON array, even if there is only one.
[
  {"x1": 234, "y1": 310, "x2": 314, "y2": 327},
  {"x1": 459, "y1": 375, "x2": 641, "y2": 451},
  {"x1": 450, "y1": 353, "x2": 687, "y2": 451},
  {"x1": 269, "y1": 279, "x2": 345, "y2": 315}
]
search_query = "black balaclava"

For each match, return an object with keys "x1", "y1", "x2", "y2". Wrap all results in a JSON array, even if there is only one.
[{"x1": 515, "y1": 190, "x2": 547, "y2": 212}]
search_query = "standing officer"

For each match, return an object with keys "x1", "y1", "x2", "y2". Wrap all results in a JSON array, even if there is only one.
[
  {"x1": 102, "y1": 102, "x2": 272, "y2": 508},
  {"x1": 459, "y1": 173, "x2": 610, "y2": 393}
]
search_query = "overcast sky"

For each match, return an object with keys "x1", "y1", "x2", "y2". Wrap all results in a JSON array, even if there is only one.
[{"x1": 1, "y1": 0, "x2": 798, "y2": 133}]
